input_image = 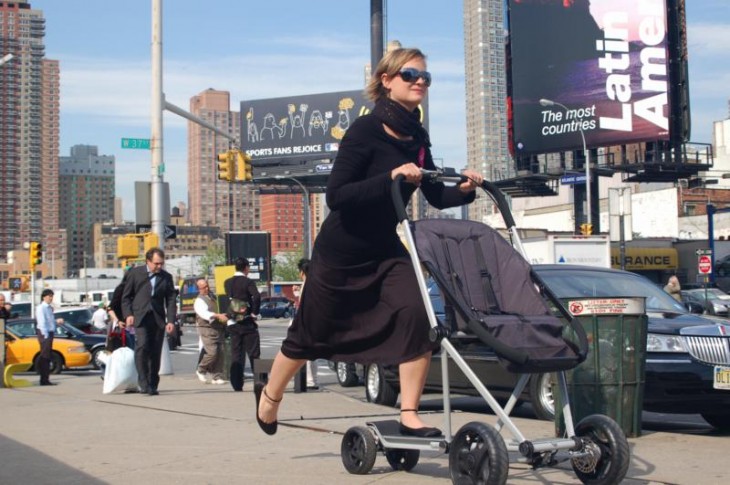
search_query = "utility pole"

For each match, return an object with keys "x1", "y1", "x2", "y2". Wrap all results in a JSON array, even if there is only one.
[{"x1": 151, "y1": 0, "x2": 166, "y2": 248}]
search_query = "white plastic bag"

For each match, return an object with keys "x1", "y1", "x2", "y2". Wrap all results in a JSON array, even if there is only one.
[{"x1": 102, "y1": 347, "x2": 138, "y2": 394}]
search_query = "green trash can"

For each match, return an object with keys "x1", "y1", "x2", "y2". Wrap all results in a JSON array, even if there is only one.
[{"x1": 555, "y1": 297, "x2": 647, "y2": 438}]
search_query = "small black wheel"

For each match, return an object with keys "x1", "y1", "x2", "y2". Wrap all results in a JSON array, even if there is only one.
[
  {"x1": 341, "y1": 426, "x2": 377, "y2": 475},
  {"x1": 365, "y1": 363, "x2": 399, "y2": 407},
  {"x1": 385, "y1": 449, "x2": 419, "y2": 471},
  {"x1": 529, "y1": 372, "x2": 555, "y2": 421},
  {"x1": 449, "y1": 421, "x2": 509, "y2": 485},
  {"x1": 336, "y1": 362, "x2": 360, "y2": 387},
  {"x1": 572, "y1": 414, "x2": 630, "y2": 485}
]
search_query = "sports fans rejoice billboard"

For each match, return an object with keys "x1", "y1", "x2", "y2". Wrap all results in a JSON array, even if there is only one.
[
  {"x1": 240, "y1": 90, "x2": 372, "y2": 165},
  {"x1": 507, "y1": 0, "x2": 677, "y2": 156}
]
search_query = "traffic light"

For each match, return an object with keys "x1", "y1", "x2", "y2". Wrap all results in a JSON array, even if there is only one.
[
  {"x1": 143, "y1": 232, "x2": 159, "y2": 253},
  {"x1": 236, "y1": 150, "x2": 253, "y2": 182},
  {"x1": 217, "y1": 151, "x2": 234, "y2": 182},
  {"x1": 580, "y1": 223, "x2": 593, "y2": 236},
  {"x1": 29, "y1": 241, "x2": 43, "y2": 269}
]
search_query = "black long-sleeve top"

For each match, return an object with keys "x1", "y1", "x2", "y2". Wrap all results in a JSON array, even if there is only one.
[{"x1": 315, "y1": 113, "x2": 475, "y2": 265}]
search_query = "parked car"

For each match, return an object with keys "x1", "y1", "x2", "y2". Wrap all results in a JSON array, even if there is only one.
[
  {"x1": 680, "y1": 288, "x2": 730, "y2": 317},
  {"x1": 364, "y1": 265, "x2": 730, "y2": 431},
  {"x1": 5, "y1": 301, "x2": 31, "y2": 318},
  {"x1": 259, "y1": 300, "x2": 294, "y2": 319},
  {"x1": 55, "y1": 306, "x2": 101, "y2": 334},
  {"x1": 5, "y1": 319, "x2": 107, "y2": 370},
  {"x1": 3, "y1": 324, "x2": 91, "y2": 374}
]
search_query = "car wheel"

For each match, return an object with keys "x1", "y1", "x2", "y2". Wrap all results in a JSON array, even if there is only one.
[
  {"x1": 701, "y1": 413, "x2": 730, "y2": 431},
  {"x1": 91, "y1": 347, "x2": 105, "y2": 370},
  {"x1": 336, "y1": 362, "x2": 360, "y2": 387},
  {"x1": 35, "y1": 352, "x2": 64, "y2": 375},
  {"x1": 529, "y1": 372, "x2": 555, "y2": 421},
  {"x1": 365, "y1": 363, "x2": 398, "y2": 407}
]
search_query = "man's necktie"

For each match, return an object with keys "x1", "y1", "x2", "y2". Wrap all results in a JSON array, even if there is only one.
[{"x1": 149, "y1": 273, "x2": 157, "y2": 296}]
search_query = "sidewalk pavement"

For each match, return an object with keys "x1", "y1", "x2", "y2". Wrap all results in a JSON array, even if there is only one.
[{"x1": 1, "y1": 372, "x2": 726, "y2": 485}]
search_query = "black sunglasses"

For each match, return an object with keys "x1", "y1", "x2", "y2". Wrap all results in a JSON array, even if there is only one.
[{"x1": 397, "y1": 68, "x2": 432, "y2": 87}]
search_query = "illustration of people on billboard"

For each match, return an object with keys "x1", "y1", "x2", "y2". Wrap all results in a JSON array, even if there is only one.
[
  {"x1": 508, "y1": 0, "x2": 671, "y2": 155},
  {"x1": 241, "y1": 91, "x2": 370, "y2": 165},
  {"x1": 288, "y1": 104, "x2": 308, "y2": 139}
]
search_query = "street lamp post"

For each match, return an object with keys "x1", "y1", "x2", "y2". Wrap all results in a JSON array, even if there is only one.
[
  {"x1": 539, "y1": 98, "x2": 591, "y2": 231},
  {"x1": 274, "y1": 176, "x2": 311, "y2": 258}
]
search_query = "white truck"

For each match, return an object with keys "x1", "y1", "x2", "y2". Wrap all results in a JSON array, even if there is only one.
[{"x1": 521, "y1": 235, "x2": 611, "y2": 268}]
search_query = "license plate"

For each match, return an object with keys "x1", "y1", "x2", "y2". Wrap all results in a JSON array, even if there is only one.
[{"x1": 714, "y1": 366, "x2": 730, "y2": 390}]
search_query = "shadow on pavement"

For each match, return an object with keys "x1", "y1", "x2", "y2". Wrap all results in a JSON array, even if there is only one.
[{"x1": 0, "y1": 434, "x2": 104, "y2": 485}]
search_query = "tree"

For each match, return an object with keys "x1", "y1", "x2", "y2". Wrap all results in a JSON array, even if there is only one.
[
  {"x1": 198, "y1": 242, "x2": 226, "y2": 277},
  {"x1": 272, "y1": 251, "x2": 304, "y2": 281}
]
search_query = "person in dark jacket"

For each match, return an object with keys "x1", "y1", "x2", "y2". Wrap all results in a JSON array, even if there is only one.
[
  {"x1": 224, "y1": 257, "x2": 261, "y2": 392},
  {"x1": 121, "y1": 248, "x2": 177, "y2": 395},
  {"x1": 254, "y1": 47, "x2": 482, "y2": 436}
]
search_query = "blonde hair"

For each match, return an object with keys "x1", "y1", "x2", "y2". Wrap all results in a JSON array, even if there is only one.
[{"x1": 364, "y1": 48, "x2": 427, "y2": 103}]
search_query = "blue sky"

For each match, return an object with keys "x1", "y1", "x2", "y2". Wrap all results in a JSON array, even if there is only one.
[{"x1": 32, "y1": 0, "x2": 730, "y2": 219}]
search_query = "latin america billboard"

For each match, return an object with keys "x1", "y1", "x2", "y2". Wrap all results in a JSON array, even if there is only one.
[
  {"x1": 507, "y1": 0, "x2": 678, "y2": 156},
  {"x1": 240, "y1": 90, "x2": 372, "y2": 165}
]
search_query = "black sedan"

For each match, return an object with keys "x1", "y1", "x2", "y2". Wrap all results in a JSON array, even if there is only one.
[
  {"x1": 5, "y1": 318, "x2": 107, "y2": 370},
  {"x1": 364, "y1": 265, "x2": 730, "y2": 431}
]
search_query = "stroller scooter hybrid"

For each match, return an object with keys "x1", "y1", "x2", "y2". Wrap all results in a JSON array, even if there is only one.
[{"x1": 340, "y1": 169, "x2": 630, "y2": 484}]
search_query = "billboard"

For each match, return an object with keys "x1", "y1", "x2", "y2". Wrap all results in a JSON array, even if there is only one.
[
  {"x1": 507, "y1": 0, "x2": 675, "y2": 155},
  {"x1": 240, "y1": 90, "x2": 372, "y2": 165}
]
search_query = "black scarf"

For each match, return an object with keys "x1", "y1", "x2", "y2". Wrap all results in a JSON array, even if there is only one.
[{"x1": 372, "y1": 97, "x2": 431, "y2": 149}]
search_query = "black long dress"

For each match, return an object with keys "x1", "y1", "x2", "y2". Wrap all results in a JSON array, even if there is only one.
[{"x1": 281, "y1": 112, "x2": 475, "y2": 365}]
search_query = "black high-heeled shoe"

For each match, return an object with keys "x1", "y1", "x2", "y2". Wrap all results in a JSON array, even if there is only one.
[
  {"x1": 399, "y1": 408, "x2": 442, "y2": 438},
  {"x1": 254, "y1": 382, "x2": 281, "y2": 435}
]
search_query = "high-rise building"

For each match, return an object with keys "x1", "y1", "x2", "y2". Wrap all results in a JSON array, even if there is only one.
[
  {"x1": 260, "y1": 192, "x2": 308, "y2": 256},
  {"x1": 187, "y1": 89, "x2": 259, "y2": 232},
  {"x1": 59, "y1": 145, "x2": 116, "y2": 274},
  {"x1": 463, "y1": 0, "x2": 511, "y2": 222},
  {"x1": 0, "y1": 1, "x2": 64, "y2": 266}
]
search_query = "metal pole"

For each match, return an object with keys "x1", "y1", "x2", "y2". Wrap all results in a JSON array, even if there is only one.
[
  {"x1": 580, "y1": 129, "x2": 592, "y2": 228},
  {"x1": 275, "y1": 176, "x2": 311, "y2": 258},
  {"x1": 370, "y1": 0, "x2": 384, "y2": 72},
  {"x1": 539, "y1": 98, "x2": 591, "y2": 230},
  {"x1": 150, "y1": 0, "x2": 165, "y2": 248}
]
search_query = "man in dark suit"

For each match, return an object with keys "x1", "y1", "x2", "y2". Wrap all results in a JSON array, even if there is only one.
[
  {"x1": 121, "y1": 247, "x2": 177, "y2": 395},
  {"x1": 224, "y1": 257, "x2": 261, "y2": 391}
]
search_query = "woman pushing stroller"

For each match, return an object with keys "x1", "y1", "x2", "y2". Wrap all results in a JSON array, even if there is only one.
[{"x1": 255, "y1": 47, "x2": 483, "y2": 436}]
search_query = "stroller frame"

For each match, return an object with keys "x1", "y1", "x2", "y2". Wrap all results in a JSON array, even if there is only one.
[{"x1": 340, "y1": 170, "x2": 630, "y2": 484}]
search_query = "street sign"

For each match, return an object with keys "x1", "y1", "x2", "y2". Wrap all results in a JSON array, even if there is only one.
[
  {"x1": 695, "y1": 248, "x2": 712, "y2": 256},
  {"x1": 121, "y1": 138, "x2": 151, "y2": 150},
  {"x1": 560, "y1": 174, "x2": 586, "y2": 185},
  {"x1": 698, "y1": 255, "x2": 713, "y2": 274},
  {"x1": 135, "y1": 224, "x2": 177, "y2": 240}
]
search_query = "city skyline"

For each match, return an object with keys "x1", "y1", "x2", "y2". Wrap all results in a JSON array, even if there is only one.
[{"x1": 29, "y1": 1, "x2": 730, "y2": 219}]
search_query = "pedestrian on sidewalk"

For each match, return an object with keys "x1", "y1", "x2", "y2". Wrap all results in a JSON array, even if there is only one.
[
  {"x1": 224, "y1": 257, "x2": 261, "y2": 392},
  {"x1": 121, "y1": 248, "x2": 177, "y2": 396},
  {"x1": 255, "y1": 47, "x2": 482, "y2": 436},
  {"x1": 194, "y1": 278, "x2": 229, "y2": 385},
  {"x1": 35, "y1": 289, "x2": 58, "y2": 386}
]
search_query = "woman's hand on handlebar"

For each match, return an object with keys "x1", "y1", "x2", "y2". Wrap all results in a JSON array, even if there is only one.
[
  {"x1": 391, "y1": 163, "x2": 422, "y2": 186},
  {"x1": 458, "y1": 169, "x2": 483, "y2": 193}
]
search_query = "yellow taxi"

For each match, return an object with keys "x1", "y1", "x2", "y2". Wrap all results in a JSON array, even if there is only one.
[{"x1": 4, "y1": 326, "x2": 91, "y2": 373}]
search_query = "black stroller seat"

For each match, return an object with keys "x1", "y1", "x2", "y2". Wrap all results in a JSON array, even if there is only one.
[{"x1": 413, "y1": 218, "x2": 588, "y2": 373}]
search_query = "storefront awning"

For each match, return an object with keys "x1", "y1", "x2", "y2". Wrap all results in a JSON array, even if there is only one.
[{"x1": 611, "y1": 248, "x2": 678, "y2": 271}]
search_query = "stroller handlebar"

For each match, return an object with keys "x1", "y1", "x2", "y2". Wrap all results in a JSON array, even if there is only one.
[{"x1": 391, "y1": 170, "x2": 517, "y2": 229}]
